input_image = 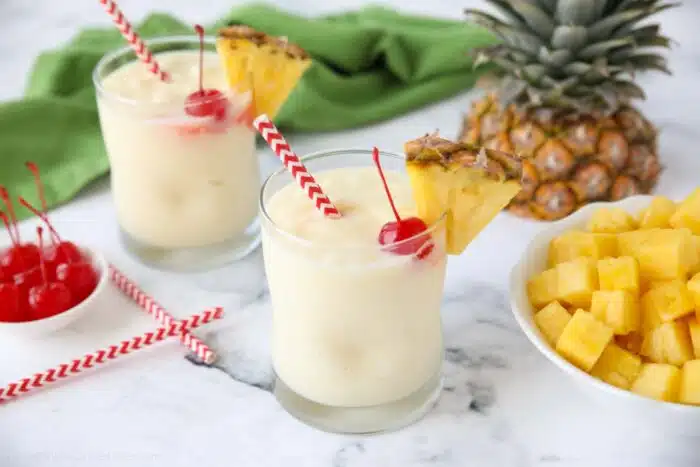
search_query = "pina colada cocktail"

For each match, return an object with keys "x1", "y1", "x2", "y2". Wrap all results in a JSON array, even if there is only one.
[{"x1": 261, "y1": 137, "x2": 524, "y2": 434}]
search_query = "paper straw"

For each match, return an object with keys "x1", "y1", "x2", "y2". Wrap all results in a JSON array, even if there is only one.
[
  {"x1": 98, "y1": 0, "x2": 169, "y2": 81},
  {"x1": 253, "y1": 114, "x2": 341, "y2": 218},
  {"x1": 108, "y1": 264, "x2": 218, "y2": 364},
  {"x1": 0, "y1": 307, "x2": 223, "y2": 404}
]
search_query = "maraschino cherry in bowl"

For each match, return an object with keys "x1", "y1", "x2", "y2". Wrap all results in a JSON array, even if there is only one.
[{"x1": 0, "y1": 163, "x2": 107, "y2": 337}]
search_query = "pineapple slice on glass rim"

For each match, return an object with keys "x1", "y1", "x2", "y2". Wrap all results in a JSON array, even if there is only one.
[
  {"x1": 216, "y1": 25, "x2": 312, "y2": 120},
  {"x1": 404, "y1": 132, "x2": 524, "y2": 255}
]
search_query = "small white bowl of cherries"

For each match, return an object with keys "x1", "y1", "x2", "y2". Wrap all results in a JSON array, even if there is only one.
[{"x1": 0, "y1": 163, "x2": 107, "y2": 336}]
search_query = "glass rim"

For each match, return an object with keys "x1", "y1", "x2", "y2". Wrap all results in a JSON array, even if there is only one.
[
  {"x1": 92, "y1": 34, "x2": 222, "y2": 107},
  {"x1": 259, "y1": 148, "x2": 447, "y2": 252}
]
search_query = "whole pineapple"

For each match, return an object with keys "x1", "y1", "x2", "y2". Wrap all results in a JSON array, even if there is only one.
[{"x1": 461, "y1": 0, "x2": 677, "y2": 221}]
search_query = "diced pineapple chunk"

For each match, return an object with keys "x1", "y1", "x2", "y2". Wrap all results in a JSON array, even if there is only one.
[
  {"x1": 618, "y1": 228, "x2": 694, "y2": 281},
  {"x1": 555, "y1": 257, "x2": 598, "y2": 309},
  {"x1": 641, "y1": 320, "x2": 694, "y2": 366},
  {"x1": 679, "y1": 360, "x2": 700, "y2": 405},
  {"x1": 527, "y1": 268, "x2": 558, "y2": 309},
  {"x1": 640, "y1": 291, "x2": 663, "y2": 334},
  {"x1": 670, "y1": 188, "x2": 700, "y2": 235},
  {"x1": 556, "y1": 310, "x2": 613, "y2": 371},
  {"x1": 686, "y1": 272, "x2": 700, "y2": 315},
  {"x1": 534, "y1": 301, "x2": 572, "y2": 345},
  {"x1": 547, "y1": 231, "x2": 617, "y2": 267},
  {"x1": 640, "y1": 323, "x2": 665, "y2": 363},
  {"x1": 590, "y1": 343, "x2": 642, "y2": 389},
  {"x1": 616, "y1": 332, "x2": 643, "y2": 355},
  {"x1": 587, "y1": 207, "x2": 636, "y2": 234},
  {"x1": 590, "y1": 290, "x2": 639, "y2": 335},
  {"x1": 597, "y1": 256, "x2": 640, "y2": 295},
  {"x1": 638, "y1": 196, "x2": 676, "y2": 229},
  {"x1": 640, "y1": 280, "x2": 694, "y2": 322},
  {"x1": 630, "y1": 363, "x2": 681, "y2": 402},
  {"x1": 590, "y1": 344, "x2": 642, "y2": 389},
  {"x1": 687, "y1": 317, "x2": 700, "y2": 358},
  {"x1": 692, "y1": 236, "x2": 700, "y2": 275}
]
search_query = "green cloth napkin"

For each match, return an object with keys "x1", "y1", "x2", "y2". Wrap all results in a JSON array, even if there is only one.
[{"x1": 0, "y1": 3, "x2": 496, "y2": 220}]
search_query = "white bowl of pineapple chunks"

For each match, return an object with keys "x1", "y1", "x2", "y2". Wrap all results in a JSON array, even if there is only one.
[{"x1": 511, "y1": 190, "x2": 700, "y2": 434}]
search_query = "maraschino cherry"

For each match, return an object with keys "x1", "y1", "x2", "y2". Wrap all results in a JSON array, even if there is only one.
[
  {"x1": 0, "y1": 190, "x2": 40, "y2": 278},
  {"x1": 372, "y1": 147, "x2": 434, "y2": 259},
  {"x1": 28, "y1": 227, "x2": 72, "y2": 320},
  {"x1": 23, "y1": 162, "x2": 83, "y2": 268},
  {"x1": 18, "y1": 197, "x2": 97, "y2": 306},
  {"x1": 184, "y1": 25, "x2": 228, "y2": 121},
  {"x1": 19, "y1": 197, "x2": 82, "y2": 276},
  {"x1": 0, "y1": 282, "x2": 21, "y2": 322}
]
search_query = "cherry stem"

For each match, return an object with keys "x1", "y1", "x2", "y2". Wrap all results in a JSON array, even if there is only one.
[
  {"x1": 36, "y1": 226, "x2": 48, "y2": 287},
  {"x1": 0, "y1": 210, "x2": 17, "y2": 246},
  {"x1": 194, "y1": 24, "x2": 204, "y2": 94},
  {"x1": 18, "y1": 197, "x2": 62, "y2": 244},
  {"x1": 26, "y1": 162, "x2": 48, "y2": 214},
  {"x1": 372, "y1": 147, "x2": 402, "y2": 224},
  {"x1": 0, "y1": 187, "x2": 20, "y2": 243}
]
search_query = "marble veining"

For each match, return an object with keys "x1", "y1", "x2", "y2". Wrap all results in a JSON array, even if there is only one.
[{"x1": 1, "y1": 0, "x2": 700, "y2": 466}]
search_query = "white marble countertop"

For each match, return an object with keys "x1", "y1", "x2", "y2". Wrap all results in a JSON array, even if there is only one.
[{"x1": 1, "y1": 1, "x2": 700, "y2": 466}]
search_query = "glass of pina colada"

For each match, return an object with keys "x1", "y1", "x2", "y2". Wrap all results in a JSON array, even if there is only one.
[
  {"x1": 93, "y1": 26, "x2": 310, "y2": 271},
  {"x1": 261, "y1": 135, "x2": 524, "y2": 434}
]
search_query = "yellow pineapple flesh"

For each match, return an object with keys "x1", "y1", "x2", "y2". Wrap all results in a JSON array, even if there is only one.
[
  {"x1": 404, "y1": 133, "x2": 523, "y2": 254},
  {"x1": 630, "y1": 363, "x2": 681, "y2": 402},
  {"x1": 547, "y1": 231, "x2": 617, "y2": 267},
  {"x1": 640, "y1": 280, "x2": 694, "y2": 323},
  {"x1": 679, "y1": 360, "x2": 700, "y2": 405},
  {"x1": 217, "y1": 26, "x2": 312, "y2": 119},
  {"x1": 534, "y1": 301, "x2": 571, "y2": 345},
  {"x1": 617, "y1": 228, "x2": 694, "y2": 282},
  {"x1": 590, "y1": 343, "x2": 642, "y2": 390},
  {"x1": 596, "y1": 256, "x2": 639, "y2": 296},
  {"x1": 556, "y1": 310, "x2": 613, "y2": 372},
  {"x1": 527, "y1": 268, "x2": 559, "y2": 309},
  {"x1": 554, "y1": 257, "x2": 598, "y2": 309},
  {"x1": 670, "y1": 188, "x2": 700, "y2": 235},
  {"x1": 587, "y1": 208, "x2": 636, "y2": 234},
  {"x1": 590, "y1": 290, "x2": 639, "y2": 335},
  {"x1": 638, "y1": 196, "x2": 676, "y2": 229},
  {"x1": 641, "y1": 320, "x2": 694, "y2": 366},
  {"x1": 687, "y1": 317, "x2": 700, "y2": 358},
  {"x1": 687, "y1": 273, "x2": 700, "y2": 318}
]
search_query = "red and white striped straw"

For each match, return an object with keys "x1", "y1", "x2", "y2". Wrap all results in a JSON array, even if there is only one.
[
  {"x1": 108, "y1": 264, "x2": 218, "y2": 364},
  {"x1": 98, "y1": 0, "x2": 169, "y2": 81},
  {"x1": 253, "y1": 114, "x2": 341, "y2": 219},
  {"x1": 0, "y1": 308, "x2": 223, "y2": 404}
]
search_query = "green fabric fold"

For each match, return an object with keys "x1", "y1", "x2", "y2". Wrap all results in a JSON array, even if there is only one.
[{"x1": 0, "y1": 3, "x2": 496, "y2": 220}]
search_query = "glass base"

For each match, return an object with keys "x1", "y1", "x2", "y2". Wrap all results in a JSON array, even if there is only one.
[
  {"x1": 273, "y1": 370, "x2": 443, "y2": 434},
  {"x1": 119, "y1": 218, "x2": 261, "y2": 272}
]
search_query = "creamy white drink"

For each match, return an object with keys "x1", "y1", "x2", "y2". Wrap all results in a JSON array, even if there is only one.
[
  {"x1": 261, "y1": 151, "x2": 446, "y2": 432},
  {"x1": 95, "y1": 41, "x2": 260, "y2": 269}
]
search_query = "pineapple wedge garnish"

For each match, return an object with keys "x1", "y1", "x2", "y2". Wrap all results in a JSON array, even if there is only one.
[
  {"x1": 216, "y1": 26, "x2": 312, "y2": 119},
  {"x1": 404, "y1": 133, "x2": 523, "y2": 255}
]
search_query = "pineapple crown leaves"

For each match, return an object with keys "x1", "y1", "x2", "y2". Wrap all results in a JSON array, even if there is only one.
[{"x1": 465, "y1": 0, "x2": 680, "y2": 116}]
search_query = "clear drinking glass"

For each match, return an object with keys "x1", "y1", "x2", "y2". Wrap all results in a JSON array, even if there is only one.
[
  {"x1": 93, "y1": 36, "x2": 260, "y2": 271},
  {"x1": 260, "y1": 149, "x2": 447, "y2": 434}
]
